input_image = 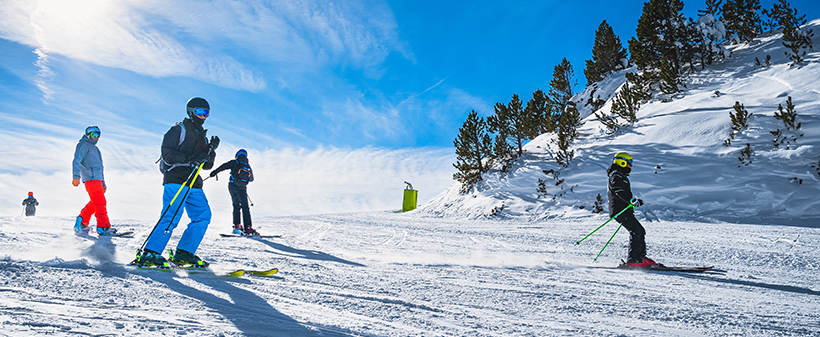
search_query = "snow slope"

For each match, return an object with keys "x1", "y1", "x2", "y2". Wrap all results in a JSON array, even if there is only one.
[
  {"x1": 0, "y1": 212, "x2": 818, "y2": 336},
  {"x1": 417, "y1": 20, "x2": 820, "y2": 226}
]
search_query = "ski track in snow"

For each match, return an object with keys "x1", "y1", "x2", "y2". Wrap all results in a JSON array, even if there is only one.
[{"x1": 0, "y1": 213, "x2": 818, "y2": 336}]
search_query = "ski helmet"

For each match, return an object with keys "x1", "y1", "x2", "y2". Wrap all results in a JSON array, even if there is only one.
[
  {"x1": 85, "y1": 125, "x2": 101, "y2": 138},
  {"x1": 613, "y1": 152, "x2": 633, "y2": 168},
  {"x1": 28, "y1": 191, "x2": 33, "y2": 196},
  {"x1": 186, "y1": 97, "x2": 210, "y2": 119},
  {"x1": 235, "y1": 149, "x2": 248, "y2": 158}
]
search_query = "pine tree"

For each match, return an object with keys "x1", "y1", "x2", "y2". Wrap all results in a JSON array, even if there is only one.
[
  {"x1": 766, "y1": 0, "x2": 815, "y2": 66},
  {"x1": 556, "y1": 102, "x2": 583, "y2": 168},
  {"x1": 488, "y1": 94, "x2": 529, "y2": 158},
  {"x1": 629, "y1": 0, "x2": 687, "y2": 72},
  {"x1": 659, "y1": 57, "x2": 682, "y2": 94},
  {"x1": 453, "y1": 110, "x2": 493, "y2": 193},
  {"x1": 723, "y1": 0, "x2": 762, "y2": 43},
  {"x1": 548, "y1": 58, "x2": 576, "y2": 109},
  {"x1": 610, "y1": 79, "x2": 640, "y2": 124},
  {"x1": 698, "y1": 0, "x2": 723, "y2": 17},
  {"x1": 584, "y1": 20, "x2": 629, "y2": 85},
  {"x1": 547, "y1": 58, "x2": 576, "y2": 129},
  {"x1": 524, "y1": 89, "x2": 553, "y2": 136}
]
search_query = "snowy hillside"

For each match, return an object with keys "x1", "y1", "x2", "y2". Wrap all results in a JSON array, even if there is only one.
[{"x1": 417, "y1": 20, "x2": 820, "y2": 226}]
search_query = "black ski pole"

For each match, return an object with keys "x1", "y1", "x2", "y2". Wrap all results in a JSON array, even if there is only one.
[{"x1": 247, "y1": 194, "x2": 254, "y2": 207}]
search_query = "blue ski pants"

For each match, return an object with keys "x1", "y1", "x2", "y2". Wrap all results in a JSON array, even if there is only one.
[{"x1": 144, "y1": 183, "x2": 211, "y2": 255}]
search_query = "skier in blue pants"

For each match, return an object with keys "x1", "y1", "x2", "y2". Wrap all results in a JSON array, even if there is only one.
[{"x1": 136, "y1": 97, "x2": 219, "y2": 268}]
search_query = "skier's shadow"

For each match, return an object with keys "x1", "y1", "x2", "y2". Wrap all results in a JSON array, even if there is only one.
[
  {"x1": 254, "y1": 239, "x2": 365, "y2": 267},
  {"x1": 672, "y1": 272, "x2": 820, "y2": 296},
  {"x1": 139, "y1": 271, "x2": 352, "y2": 336}
]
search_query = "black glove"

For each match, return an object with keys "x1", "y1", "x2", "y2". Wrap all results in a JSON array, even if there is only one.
[
  {"x1": 209, "y1": 171, "x2": 218, "y2": 178},
  {"x1": 630, "y1": 198, "x2": 644, "y2": 207},
  {"x1": 210, "y1": 135, "x2": 220, "y2": 150},
  {"x1": 189, "y1": 152, "x2": 210, "y2": 164}
]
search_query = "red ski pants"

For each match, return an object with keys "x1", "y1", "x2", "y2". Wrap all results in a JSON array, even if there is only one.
[{"x1": 78, "y1": 180, "x2": 111, "y2": 228}]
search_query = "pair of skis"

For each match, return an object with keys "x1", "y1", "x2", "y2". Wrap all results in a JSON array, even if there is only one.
[
  {"x1": 589, "y1": 262, "x2": 718, "y2": 273},
  {"x1": 76, "y1": 230, "x2": 135, "y2": 238},
  {"x1": 128, "y1": 262, "x2": 279, "y2": 278},
  {"x1": 219, "y1": 233, "x2": 282, "y2": 238}
]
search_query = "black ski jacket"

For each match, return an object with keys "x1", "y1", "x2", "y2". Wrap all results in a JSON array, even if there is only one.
[
  {"x1": 607, "y1": 163, "x2": 634, "y2": 218},
  {"x1": 211, "y1": 155, "x2": 254, "y2": 188},
  {"x1": 22, "y1": 197, "x2": 39, "y2": 213},
  {"x1": 161, "y1": 118, "x2": 215, "y2": 188}
]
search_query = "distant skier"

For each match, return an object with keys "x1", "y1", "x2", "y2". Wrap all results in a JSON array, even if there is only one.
[
  {"x1": 136, "y1": 97, "x2": 219, "y2": 268},
  {"x1": 209, "y1": 149, "x2": 257, "y2": 236},
  {"x1": 607, "y1": 152, "x2": 655, "y2": 267},
  {"x1": 72, "y1": 126, "x2": 118, "y2": 235},
  {"x1": 22, "y1": 192, "x2": 38, "y2": 216}
]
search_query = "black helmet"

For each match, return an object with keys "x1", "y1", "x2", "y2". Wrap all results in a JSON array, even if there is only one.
[
  {"x1": 186, "y1": 97, "x2": 210, "y2": 119},
  {"x1": 236, "y1": 149, "x2": 248, "y2": 158}
]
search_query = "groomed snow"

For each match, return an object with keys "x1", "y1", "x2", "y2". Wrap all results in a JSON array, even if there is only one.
[{"x1": 0, "y1": 212, "x2": 818, "y2": 336}]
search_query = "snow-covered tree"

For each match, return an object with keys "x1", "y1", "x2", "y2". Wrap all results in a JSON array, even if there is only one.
[
  {"x1": 629, "y1": 0, "x2": 687, "y2": 72},
  {"x1": 691, "y1": 5, "x2": 729, "y2": 69},
  {"x1": 723, "y1": 0, "x2": 762, "y2": 43}
]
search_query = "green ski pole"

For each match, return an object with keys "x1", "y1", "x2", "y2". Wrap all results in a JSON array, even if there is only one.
[
  {"x1": 575, "y1": 204, "x2": 634, "y2": 246},
  {"x1": 593, "y1": 224, "x2": 623, "y2": 262}
]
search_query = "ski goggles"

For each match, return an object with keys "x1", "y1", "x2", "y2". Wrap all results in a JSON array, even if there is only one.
[
  {"x1": 615, "y1": 156, "x2": 633, "y2": 167},
  {"x1": 190, "y1": 107, "x2": 210, "y2": 118},
  {"x1": 87, "y1": 131, "x2": 101, "y2": 138}
]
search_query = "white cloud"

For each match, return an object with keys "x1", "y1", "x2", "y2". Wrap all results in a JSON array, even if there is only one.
[
  {"x1": 0, "y1": 0, "x2": 406, "y2": 91},
  {"x1": 0, "y1": 129, "x2": 456, "y2": 222}
]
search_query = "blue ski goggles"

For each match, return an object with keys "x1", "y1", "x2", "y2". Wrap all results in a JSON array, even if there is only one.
[
  {"x1": 190, "y1": 107, "x2": 209, "y2": 118},
  {"x1": 87, "y1": 131, "x2": 101, "y2": 138}
]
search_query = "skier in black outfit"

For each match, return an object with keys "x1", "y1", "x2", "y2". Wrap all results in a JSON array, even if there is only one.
[
  {"x1": 607, "y1": 152, "x2": 656, "y2": 267},
  {"x1": 210, "y1": 149, "x2": 258, "y2": 236},
  {"x1": 22, "y1": 192, "x2": 39, "y2": 216}
]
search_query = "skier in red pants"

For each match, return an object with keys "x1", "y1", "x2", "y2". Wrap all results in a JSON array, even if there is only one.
[{"x1": 72, "y1": 126, "x2": 118, "y2": 235}]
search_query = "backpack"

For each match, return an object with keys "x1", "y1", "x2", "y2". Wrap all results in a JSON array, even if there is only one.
[
  {"x1": 157, "y1": 123, "x2": 188, "y2": 173},
  {"x1": 231, "y1": 160, "x2": 252, "y2": 185}
]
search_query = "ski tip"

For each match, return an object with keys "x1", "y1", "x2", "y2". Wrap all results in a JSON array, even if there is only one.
[
  {"x1": 226, "y1": 270, "x2": 245, "y2": 277},
  {"x1": 249, "y1": 268, "x2": 278, "y2": 277}
]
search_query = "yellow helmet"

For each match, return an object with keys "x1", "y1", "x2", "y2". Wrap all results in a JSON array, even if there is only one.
[{"x1": 613, "y1": 152, "x2": 633, "y2": 168}]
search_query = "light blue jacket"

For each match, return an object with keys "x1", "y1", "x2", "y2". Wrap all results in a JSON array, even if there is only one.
[{"x1": 72, "y1": 135, "x2": 105, "y2": 184}]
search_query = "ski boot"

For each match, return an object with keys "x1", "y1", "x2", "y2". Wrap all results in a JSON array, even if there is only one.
[
  {"x1": 133, "y1": 249, "x2": 170, "y2": 268},
  {"x1": 74, "y1": 216, "x2": 90, "y2": 233},
  {"x1": 96, "y1": 226, "x2": 118, "y2": 236},
  {"x1": 232, "y1": 224, "x2": 243, "y2": 235},
  {"x1": 169, "y1": 249, "x2": 210, "y2": 268},
  {"x1": 626, "y1": 257, "x2": 661, "y2": 268},
  {"x1": 243, "y1": 227, "x2": 260, "y2": 237}
]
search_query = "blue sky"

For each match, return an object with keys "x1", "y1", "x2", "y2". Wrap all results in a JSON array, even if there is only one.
[
  {"x1": 0, "y1": 0, "x2": 818, "y2": 218},
  {"x1": 1, "y1": 0, "x2": 818, "y2": 150}
]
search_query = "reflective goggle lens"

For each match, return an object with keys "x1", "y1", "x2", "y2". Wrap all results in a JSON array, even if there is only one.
[
  {"x1": 193, "y1": 107, "x2": 209, "y2": 117},
  {"x1": 615, "y1": 156, "x2": 632, "y2": 167},
  {"x1": 88, "y1": 131, "x2": 101, "y2": 138}
]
